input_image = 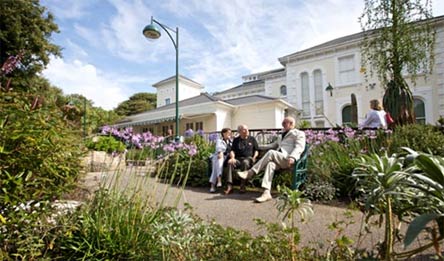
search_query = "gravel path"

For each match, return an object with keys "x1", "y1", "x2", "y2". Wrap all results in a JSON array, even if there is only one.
[{"x1": 78, "y1": 167, "x2": 384, "y2": 251}]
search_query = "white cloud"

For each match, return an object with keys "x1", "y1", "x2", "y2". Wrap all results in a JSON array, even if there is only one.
[
  {"x1": 161, "y1": 0, "x2": 365, "y2": 92},
  {"x1": 42, "y1": 0, "x2": 92, "y2": 19},
  {"x1": 42, "y1": 57, "x2": 129, "y2": 110}
]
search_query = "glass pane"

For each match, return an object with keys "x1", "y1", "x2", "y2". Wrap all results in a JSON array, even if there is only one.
[
  {"x1": 342, "y1": 105, "x2": 352, "y2": 124},
  {"x1": 414, "y1": 98, "x2": 425, "y2": 117},
  {"x1": 301, "y1": 73, "x2": 309, "y2": 101}
]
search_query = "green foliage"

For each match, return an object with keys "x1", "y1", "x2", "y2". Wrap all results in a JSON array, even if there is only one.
[
  {"x1": 114, "y1": 92, "x2": 156, "y2": 116},
  {"x1": 303, "y1": 180, "x2": 337, "y2": 202},
  {"x1": 276, "y1": 186, "x2": 313, "y2": 224},
  {"x1": 163, "y1": 135, "x2": 214, "y2": 187},
  {"x1": 0, "y1": 0, "x2": 61, "y2": 84},
  {"x1": 0, "y1": 91, "x2": 84, "y2": 207},
  {"x1": 359, "y1": 0, "x2": 435, "y2": 125},
  {"x1": 64, "y1": 94, "x2": 122, "y2": 136},
  {"x1": 85, "y1": 136, "x2": 126, "y2": 153},
  {"x1": 388, "y1": 124, "x2": 444, "y2": 156},
  {"x1": 309, "y1": 141, "x2": 360, "y2": 198},
  {"x1": 402, "y1": 149, "x2": 444, "y2": 252}
]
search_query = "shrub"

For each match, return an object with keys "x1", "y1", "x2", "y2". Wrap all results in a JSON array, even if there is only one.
[
  {"x1": 162, "y1": 134, "x2": 214, "y2": 187},
  {"x1": 85, "y1": 135, "x2": 125, "y2": 153},
  {"x1": 0, "y1": 91, "x2": 83, "y2": 206},
  {"x1": 388, "y1": 124, "x2": 444, "y2": 156},
  {"x1": 303, "y1": 180, "x2": 337, "y2": 202}
]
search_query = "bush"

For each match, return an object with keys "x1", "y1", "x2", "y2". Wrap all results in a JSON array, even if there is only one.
[
  {"x1": 388, "y1": 124, "x2": 444, "y2": 156},
  {"x1": 0, "y1": 91, "x2": 84, "y2": 258},
  {"x1": 85, "y1": 135, "x2": 125, "y2": 153},
  {"x1": 303, "y1": 180, "x2": 337, "y2": 202},
  {"x1": 162, "y1": 134, "x2": 215, "y2": 187},
  {"x1": 0, "y1": 91, "x2": 83, "y2": 206}
]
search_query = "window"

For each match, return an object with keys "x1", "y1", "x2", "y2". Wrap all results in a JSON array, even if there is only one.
[
  {"x1": 142, "y1": 127, "x2": 153, "y2": 133},
  {"x1": 186, "y1": 122, "x2": 194, "y2": 130},
  {"x1": 314, "y1": 121, "x2": 325, "y2": 128},
  {"x1": 165, "y1": 98, "x2": 171, "y2": 105},
  {"x1": 280, "y1": 85, "x2": 287, "y2": 96},
  {"x1": 313, "y1": 69, "x2": 323, "y2": 115},
  {"x1": 338, "y1": 55, "x2": 356, "y2": 84},
  {"x1": 342, "y1": 105, "x2": 352, "y2": 126},
  {"x1": 414, "y1": 98, "x2": 426, "y2": 124},
  {"x1": 162, "y1": 126, "x2": 169, "y2": 136},
  {"x1": 195, "y1": 121, "x2": 203, "y2": 131},
  {"x1": 301, "y1": 72, "x2": 310, "y2": 116}
]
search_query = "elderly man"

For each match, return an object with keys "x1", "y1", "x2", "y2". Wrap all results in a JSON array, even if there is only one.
[
  {"x1": 237, "y1": 116, "x2": 306, "y2": 203},
  {"x1": 224, "y1": 124, "x2": 259, "y2": 194}
]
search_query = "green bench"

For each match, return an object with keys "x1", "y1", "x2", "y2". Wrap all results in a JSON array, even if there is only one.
[
  {"x1": 289, "y1": 143, "x2": 310, "y2": 190},
  {"x1": 256, "y1": 142, "x2": 310, "y2": 190},
  {"x1": 206, "y1": 142, "x2": 310, "y2": 190}
]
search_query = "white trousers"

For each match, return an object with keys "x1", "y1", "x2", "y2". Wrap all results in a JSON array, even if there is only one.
[
  {"x1": 209, "y1": 154, "x2": 224, "y2": 184},
  {"x1": 250, "y1": 150, "x2": 290, "y2": 190}
]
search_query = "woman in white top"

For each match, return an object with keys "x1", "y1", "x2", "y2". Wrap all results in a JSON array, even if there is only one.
[
  {"x1": 360, "y1": 99, "x2": 387, "y2": 128},
  {"x1": 209, "y1": 128, "x2": 232, "y2": 193}
]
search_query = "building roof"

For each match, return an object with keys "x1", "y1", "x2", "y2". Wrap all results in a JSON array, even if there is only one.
[
  {"x1": 223, "y1": 94, "x2": 277, "y2": 105},
  {"x1": 213, "y1": 79, "x2": 264, "y2": 96},
  {"x1": 242, "y1": 67, "x2": 285, "y2": 79},
  {"x1": 278, "y1": 15, "x2": 444, "y2": 65},
  {"x1": 123, "y1": 92, "x2": 221, "y2": 118},
  {"x1": 152, "y1": 74, "x2": 204, "y2": 88}
]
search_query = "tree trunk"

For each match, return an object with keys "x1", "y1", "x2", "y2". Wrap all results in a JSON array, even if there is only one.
[{"x1": 383, "y1": 78, "x2": 415, "y2": 126}]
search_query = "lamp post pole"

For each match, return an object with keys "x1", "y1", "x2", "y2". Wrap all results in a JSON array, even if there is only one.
[
  {"x1": 143, "y1": 17, "x2": 180, "y2": 141},
  {"x1": 83, "y1": 97, "x2": 86, "y2": 139}
]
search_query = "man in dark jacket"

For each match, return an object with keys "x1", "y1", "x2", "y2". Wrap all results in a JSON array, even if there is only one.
[{"x1": 224, "y1": 124, "x2": 259, "y2": 194}]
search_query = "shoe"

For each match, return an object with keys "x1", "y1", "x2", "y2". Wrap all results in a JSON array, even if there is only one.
[
  {"x1": 255, "y1": 190, "x2": 272, "y2": 203},
  {"x1": 224, "y1": 186, "x2": 233, "y2": 195},
  {"x1": 210, "y1": 184, "x2": 216, "y2": 193},
  {"x1": 237, "y1": 170, "x2": 251, "y2": 179},
  {"x1": 216, "y1": 177, "x2": 222, "y2": 187}
]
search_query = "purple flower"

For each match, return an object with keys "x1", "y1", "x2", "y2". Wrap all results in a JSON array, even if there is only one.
[
  {"x1": 208, "y1": 133, "x2": 219, "y2": 142},
  {"x1": 197, "y1": 129, "x2": 205, "y2": 137},
  {"x1": 188, "y1": 145, "x2": 197, "y2": 156},
  {"x1": 184, "y1": 129, "x2": 194, "y2": 138}
]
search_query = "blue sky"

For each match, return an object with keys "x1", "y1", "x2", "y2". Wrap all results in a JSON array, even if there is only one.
[{"x1": 40, "y1": 0, "x2": 444, "y2": 110}]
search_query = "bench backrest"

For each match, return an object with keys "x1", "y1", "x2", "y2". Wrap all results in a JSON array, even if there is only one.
[{"x1": 292, "y1": 143, "x2": 310, "y2": 190}]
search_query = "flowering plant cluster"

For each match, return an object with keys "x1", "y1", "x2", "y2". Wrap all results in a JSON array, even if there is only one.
[
  {"x1": 100, "y1": 125, "x2": 197, "y2": 157},
  {"x1": 304, "y1": 127, "x2": 392, "y2": 146}
]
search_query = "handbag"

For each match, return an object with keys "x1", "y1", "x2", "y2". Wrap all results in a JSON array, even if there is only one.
[{"x1": 385, "y1": 112, "x2": 395, "y2": 125}]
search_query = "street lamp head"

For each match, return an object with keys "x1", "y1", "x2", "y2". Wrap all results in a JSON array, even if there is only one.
[
  {"x1": 325, "y1": 82, "x2": 334, "y2": 97},
  {"x1": 143, "y1": 23, "x2": 161, "y2": 39}
]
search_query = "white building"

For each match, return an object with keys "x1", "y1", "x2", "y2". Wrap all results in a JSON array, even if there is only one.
[{"x1": 114, "y1": 15, "x2": 444, "y2": 135}]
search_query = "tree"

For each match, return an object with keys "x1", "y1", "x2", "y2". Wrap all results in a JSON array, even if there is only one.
[
  {"x1": 0, "y1": 0, "x2": 61, "y2": 91},
  {"x1": 115, "y1": 92, "x2": 157, "y2": 116},
  {"x1": 359, "y1": 0, "x2": 435, "y2": 125}
]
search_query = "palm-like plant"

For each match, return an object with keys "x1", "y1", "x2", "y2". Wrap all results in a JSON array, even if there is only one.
[
  {"x1": 401, "y1": 148, "x2": 444, "y2": 258},
  {"x1": 352, "y1": 152, "x2": 416, "y2": 260},
  {"x1": 276, "y1": 186, "x2": 314, "y2": 226},
  {"x1": 275, "y1": 185, "x2": 313, "y2": 259}
]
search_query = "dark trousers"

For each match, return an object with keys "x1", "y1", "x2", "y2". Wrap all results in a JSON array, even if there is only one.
[{"x1": 225, "y1": 157, "x2": 254, "y2": 184}]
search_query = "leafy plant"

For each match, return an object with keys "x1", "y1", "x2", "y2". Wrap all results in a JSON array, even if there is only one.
[
  {"x1": 352, "y1": 152, "x2": 415, "y2": 260},
  {"x1": 85, "y1": 135, "x2": 125, "y2": 153},
  {"x1": 303, "y1": 180, "x2": 337, "y2": 202},
  {"x1": 400, "y1": 148, "x2": 444, "y2": 258},
  {"x1": 388, "y1": 124, "x2": 444, "y2": 156}
]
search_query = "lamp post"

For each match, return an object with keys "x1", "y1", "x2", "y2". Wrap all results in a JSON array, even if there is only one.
[
  {"x1": 325, "y1": 82, "x2": 334, "y2": 97},
  {"x1": 143, "y1": 16, "x2": 180, "y2": 141},
  {"x1": 83, "y1": 97, "x2": 86, "y2": 139}
]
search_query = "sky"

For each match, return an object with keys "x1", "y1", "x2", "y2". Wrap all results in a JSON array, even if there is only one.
[{"x1": 40, "y1": 0, "x2": 444, "y2": 110}]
